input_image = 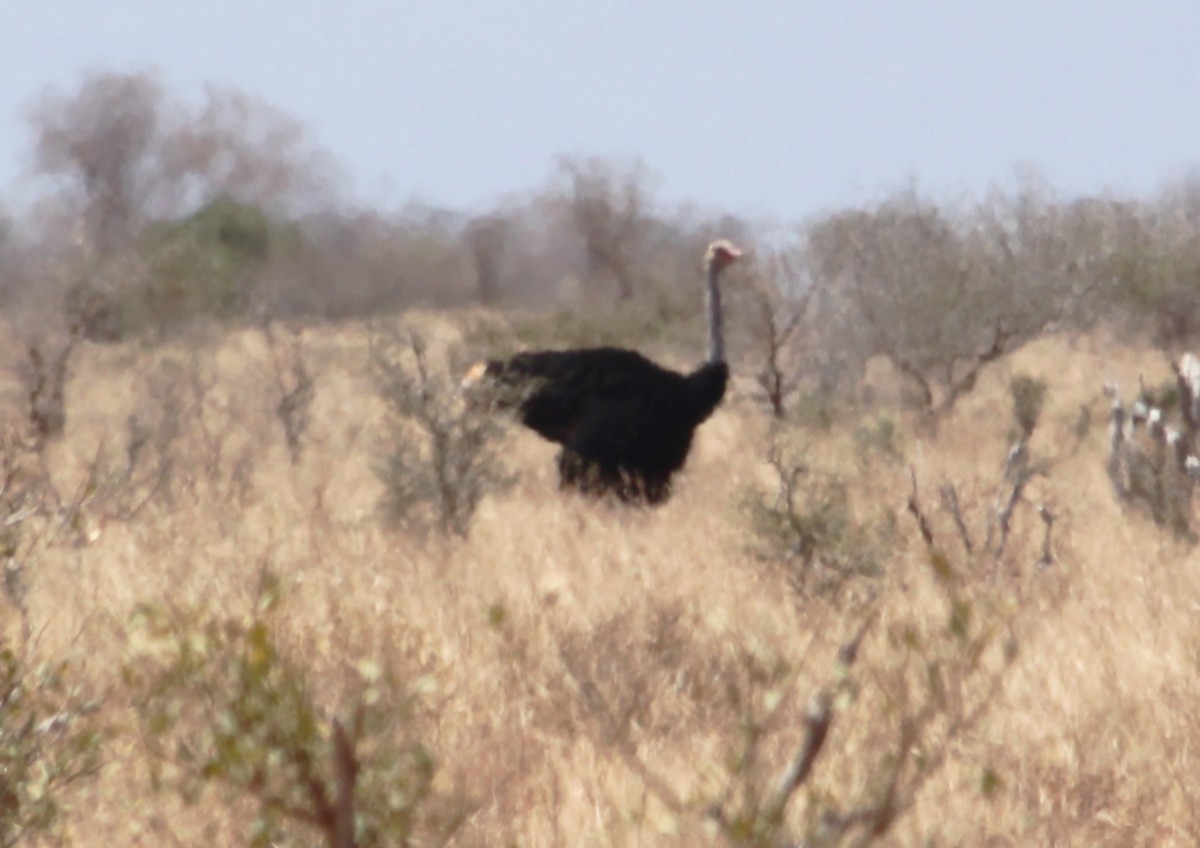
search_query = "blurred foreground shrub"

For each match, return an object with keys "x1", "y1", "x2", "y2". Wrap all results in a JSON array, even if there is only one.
[
  {"x1": 127, "y1": 571, "x2": 463, "y2": 848},
  {"x1": 550, "y1": 513, "x2": 1019, "y2": 846},
  {"x1": 0, "y1": 644, "x2": 105, "y2": 847}
]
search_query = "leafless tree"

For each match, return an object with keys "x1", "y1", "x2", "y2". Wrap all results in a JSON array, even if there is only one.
[
  {"x1": 747, "y1": 251, "x2": 813, "y2": 418},
  {"x1": 27, "y1": 72, "x2": 164, "y2": 255},
  {"x1": 154, "y1": 84, "x2": 337, "y2": 216},
  {"x1": 26, "y1": 70, "x2": 337, "y2": 256},
  {"x1": 805, "y1": 186, "x2": 1070, "y2": 418},
  {"x1": 464, "y1": 211, "x2": 512, "y2": 305},
  {"x1": 558, "y1": 156, "x2": 652, "y2": 302}
]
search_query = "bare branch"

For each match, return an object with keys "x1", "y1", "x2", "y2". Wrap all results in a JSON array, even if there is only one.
[
  {"x1": 906, "y1": 468, "x2": 936, "y2": 549},
  {"x1": 1037, "y1": 504, "x2": 1056, "y2": 568},
  {"x1": 939, "y1": 482, "x2": 974, "y2": 554},
  {"x1": 332, "y1": 717, "x2": 360, "y2": 848},
  {"x1": 764, "y1": 613, "x2": 875, "y2": 828}
]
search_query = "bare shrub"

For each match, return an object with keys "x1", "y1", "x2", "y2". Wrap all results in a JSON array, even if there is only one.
[
  {"x1": 915, "y1": 373, "x2": 1074, "y2": 572},
  {"x1": 0, "y1": 432, "x2": 40, "y2": 626},
  {"x1": 86, "y1": 350, "x2": 270, "y2": 522},
  {"x1": 746, "y1": 441, "x2": 897, "y2": 596},
  {"x1": 145, "y1": 358, "x2": 246, "y2": 506},
  {"x1": 552, "y1": 523, "x2": 1018, "y2": 847},
  {"x1": 372, "y1": 330, "x2": 511, "y2": 537},
  {"x1": 20, "y1": 330, "x2": 79, "y2": 444},
  {"x1": 15, "y1": 370, "x2": 232, "y2": 537},
  {"x1": 983, "y1": 374, "x2": 1051, "y2": 562}
]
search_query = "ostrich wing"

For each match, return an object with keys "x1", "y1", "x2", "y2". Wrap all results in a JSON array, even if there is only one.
[{"x1": 490, "y1": 348, "x2": 680, "y2": 446}]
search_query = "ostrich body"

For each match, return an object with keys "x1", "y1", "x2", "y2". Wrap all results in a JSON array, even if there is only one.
[{"x1": 465, "y1": 239, "x2": 742, "y2": 503}]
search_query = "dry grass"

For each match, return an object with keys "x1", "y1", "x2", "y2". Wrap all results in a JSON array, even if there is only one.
[{"x1": 2, "y1": 313, "x2": 1199, "y2": 846}]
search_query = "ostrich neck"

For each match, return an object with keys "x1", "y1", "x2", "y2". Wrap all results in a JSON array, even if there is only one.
[{"x1": 705, "y1": 262, "x2": 725, "y2": 364}]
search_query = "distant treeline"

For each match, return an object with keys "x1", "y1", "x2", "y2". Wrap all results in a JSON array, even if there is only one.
[{"x1": 3, "y1": 71, "x2": 1200, "y2": 405}]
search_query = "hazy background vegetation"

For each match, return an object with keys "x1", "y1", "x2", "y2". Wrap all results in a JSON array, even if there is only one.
[
  {"x1": 7, "y1": 70, "x2": 1200, "y2": 358},
  {"x1": 3, "y1": 70, "x2": 1200, "y2": 846}
]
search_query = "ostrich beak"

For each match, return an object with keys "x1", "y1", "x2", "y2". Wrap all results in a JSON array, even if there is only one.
[
  {"x1": 460, "y1": 361, "x2": 495, "y2": 410},
  {"x1": 461, "y1": 361, "x2": 488, "y2": 390},
  {"x1": 707, "y1": 239, "x2": 743, "y2": 265},
  {"x1": 715, "y1": 242, "x2": 743, "y2": 270}
]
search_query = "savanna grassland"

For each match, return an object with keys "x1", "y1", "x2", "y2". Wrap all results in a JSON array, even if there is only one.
[
  {"x1": 2, "y1": 308, "x2": 1199, "y2": 847},
  {"x1": 6, "y1": 69, "x2": 1200, "y2": 848}
]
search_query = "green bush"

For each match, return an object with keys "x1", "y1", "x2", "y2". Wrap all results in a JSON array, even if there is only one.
[
  {"x1": 0, "y1": 645, "x2": 105, "y2": 847},
  {"x1": 134, "y1": 197, "x2": 275, "y2": 329},
  {"x1": 73, "y1": 197, "x2": 296, "y2": 339},
  {"x1": 1105, "y1": 244, "x2": 1200, "y2": 344}
]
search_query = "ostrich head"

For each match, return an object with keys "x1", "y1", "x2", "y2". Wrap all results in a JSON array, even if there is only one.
[
  {"x1": 461, "y1": 361, "x2": 488, "y2": 390},
  {"x1": 460, "y1": 359, "x2": 531, "y2": 411},
  {"x1": 460, "y1": 360, "x2": 498, "y2": 409},
  {"x1": 705, "y1": 239, "x2": 743, "y2": 273}
]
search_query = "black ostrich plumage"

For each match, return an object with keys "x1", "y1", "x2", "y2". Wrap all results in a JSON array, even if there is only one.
[
  {"x1": 479, "y1": 348, "x2": 729, "y2": 503},
  {"x1": 466, "y1": 239, "x2": 742, "y2": 504}
]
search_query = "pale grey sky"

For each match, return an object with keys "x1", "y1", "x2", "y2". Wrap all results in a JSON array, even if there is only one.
[{"x1": 4, "y1": 1, "x2": 1200, "y2": 221}]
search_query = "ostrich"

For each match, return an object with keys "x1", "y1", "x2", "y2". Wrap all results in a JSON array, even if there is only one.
[{"x1": 463, "y1": 239, "x2": 743, "y2": 504}]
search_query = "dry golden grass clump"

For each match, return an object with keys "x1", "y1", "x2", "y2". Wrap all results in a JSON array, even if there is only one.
[{"x1": 2, "y1": 313, "x2": 1200, "y2": 846}]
